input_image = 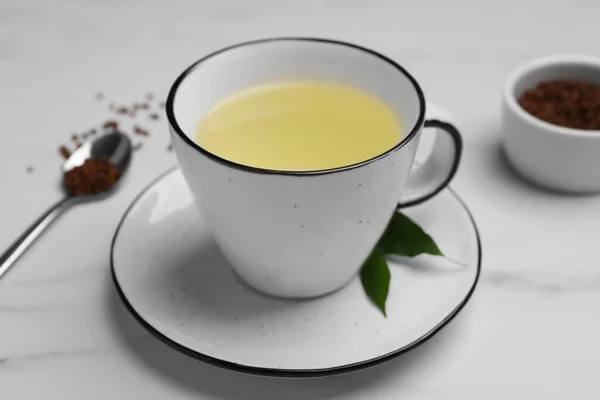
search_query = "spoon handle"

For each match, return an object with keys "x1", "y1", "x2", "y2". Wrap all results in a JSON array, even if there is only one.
[{"x1": 0, "y1": 197, "x2": 73, "y2": 280}]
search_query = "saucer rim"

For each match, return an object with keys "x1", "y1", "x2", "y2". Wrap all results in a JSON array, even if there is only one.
[{"x1": 111, "y1": 166, "x2": 482, "y2": 378}]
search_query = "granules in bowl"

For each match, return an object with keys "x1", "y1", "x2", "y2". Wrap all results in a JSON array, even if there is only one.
[{"x1": 518, "y1": 80, "x2": 600, "y2": 130}]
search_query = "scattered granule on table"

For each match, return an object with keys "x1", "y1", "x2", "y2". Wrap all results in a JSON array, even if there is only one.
[
  {"x1": 103, "y1": 120, "x2": 119, "y2": 131},
  {"x1": 133, "y1": 125, "x2": 149, "y2": 136},
  {"x1": 59, "y1": 145, "x2": 71, "y2": 159}
]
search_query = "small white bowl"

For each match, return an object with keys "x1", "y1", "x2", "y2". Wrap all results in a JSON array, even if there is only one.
[{"x1": 502, "y1": 54, "x2": 600, "y2": 193}]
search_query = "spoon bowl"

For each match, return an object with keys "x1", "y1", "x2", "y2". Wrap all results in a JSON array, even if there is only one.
[
  {"x1": 62, "y1": 131, "x2": 132, "y2": 200},
  {"x1": 63, "y1": 131, "x2": 132, "y2": 173}
]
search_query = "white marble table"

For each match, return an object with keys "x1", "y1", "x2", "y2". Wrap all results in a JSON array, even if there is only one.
[{"x1": 1, "y1": 0, "x2": 600, "y2": 398}]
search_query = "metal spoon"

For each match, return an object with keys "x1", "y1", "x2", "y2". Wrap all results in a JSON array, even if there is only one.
[{"x1": 0, "y1": 131, "x2": 132, "y2": 280}]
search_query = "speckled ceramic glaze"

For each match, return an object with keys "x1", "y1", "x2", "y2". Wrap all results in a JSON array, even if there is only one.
[
  {"x1": 166, "y1": 38, "x2": 462, "y2": 298},
  {"x1": 111, "y1": 167, "x2": 480, "y2": 377}
]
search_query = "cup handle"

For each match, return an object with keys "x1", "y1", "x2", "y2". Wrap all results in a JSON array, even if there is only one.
[{"x1": 397, "y1": 102, "x2": 463, "y2": 209}]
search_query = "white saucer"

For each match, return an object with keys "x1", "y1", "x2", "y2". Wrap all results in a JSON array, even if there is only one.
[{"x1": 112, "y1": 167, "x2": 481, "y2": 377}]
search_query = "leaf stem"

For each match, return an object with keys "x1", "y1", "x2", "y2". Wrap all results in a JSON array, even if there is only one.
[{"x1": 443, "y1": 255, "x2": 467, "y2": 268}]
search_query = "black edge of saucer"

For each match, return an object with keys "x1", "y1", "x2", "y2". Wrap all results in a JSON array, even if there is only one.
[{"x1": 111, "y1": 166, "x2": 482, "y2": 378}]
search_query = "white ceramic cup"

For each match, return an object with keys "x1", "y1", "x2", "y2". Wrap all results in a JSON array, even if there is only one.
[{"x1": 167, "y1": 38, "x2": 462, "y2": 298}]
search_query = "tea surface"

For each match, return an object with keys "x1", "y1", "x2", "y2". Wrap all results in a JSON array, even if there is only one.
[{"x1": 195, "y1": 80, "x2": 403, "y2": 171}]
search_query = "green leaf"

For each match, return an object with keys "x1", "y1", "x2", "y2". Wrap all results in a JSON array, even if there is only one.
[
  {"x1": 377, "y1": 212, "x2": 443, "y2": 258},
  {"x1": 360, "y1": 247, "x2": 390, "y2": 317}
]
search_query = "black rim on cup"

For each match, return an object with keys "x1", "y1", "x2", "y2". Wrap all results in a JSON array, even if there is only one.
[{"x1": 165, "y1": 37, "x2": 427, "y2": 177}]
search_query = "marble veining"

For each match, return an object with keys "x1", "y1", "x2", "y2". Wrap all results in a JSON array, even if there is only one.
[
  {"x1": 0, "y1": 347, "x2": 107, "y2": 367},
  {"x1": 0, "y1": 334, "x2": 153, "y2": 367},
  {"x1": 0, "y1": 303, "x2": 55, "y2": 313},
  {"x1": 483, "y1": 271, "x2": 600, "y2": 293}
]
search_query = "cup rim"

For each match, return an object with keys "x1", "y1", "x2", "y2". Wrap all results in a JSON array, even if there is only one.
[
  {"x1": 166, "y1": 37, "x2": 426, "y2": 176},
  {"x1": 503, "y1": 53, "x2": 600, "y2": 137}
]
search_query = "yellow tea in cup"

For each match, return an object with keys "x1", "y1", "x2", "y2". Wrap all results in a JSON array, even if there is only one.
[{"x1": 195, "y1": 79, "x2": 403, "y2": 171}]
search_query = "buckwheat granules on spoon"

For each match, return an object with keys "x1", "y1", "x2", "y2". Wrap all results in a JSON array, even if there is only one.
[{"x1": 64, "y1": 158, "x2": 121, "y2": 196}]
